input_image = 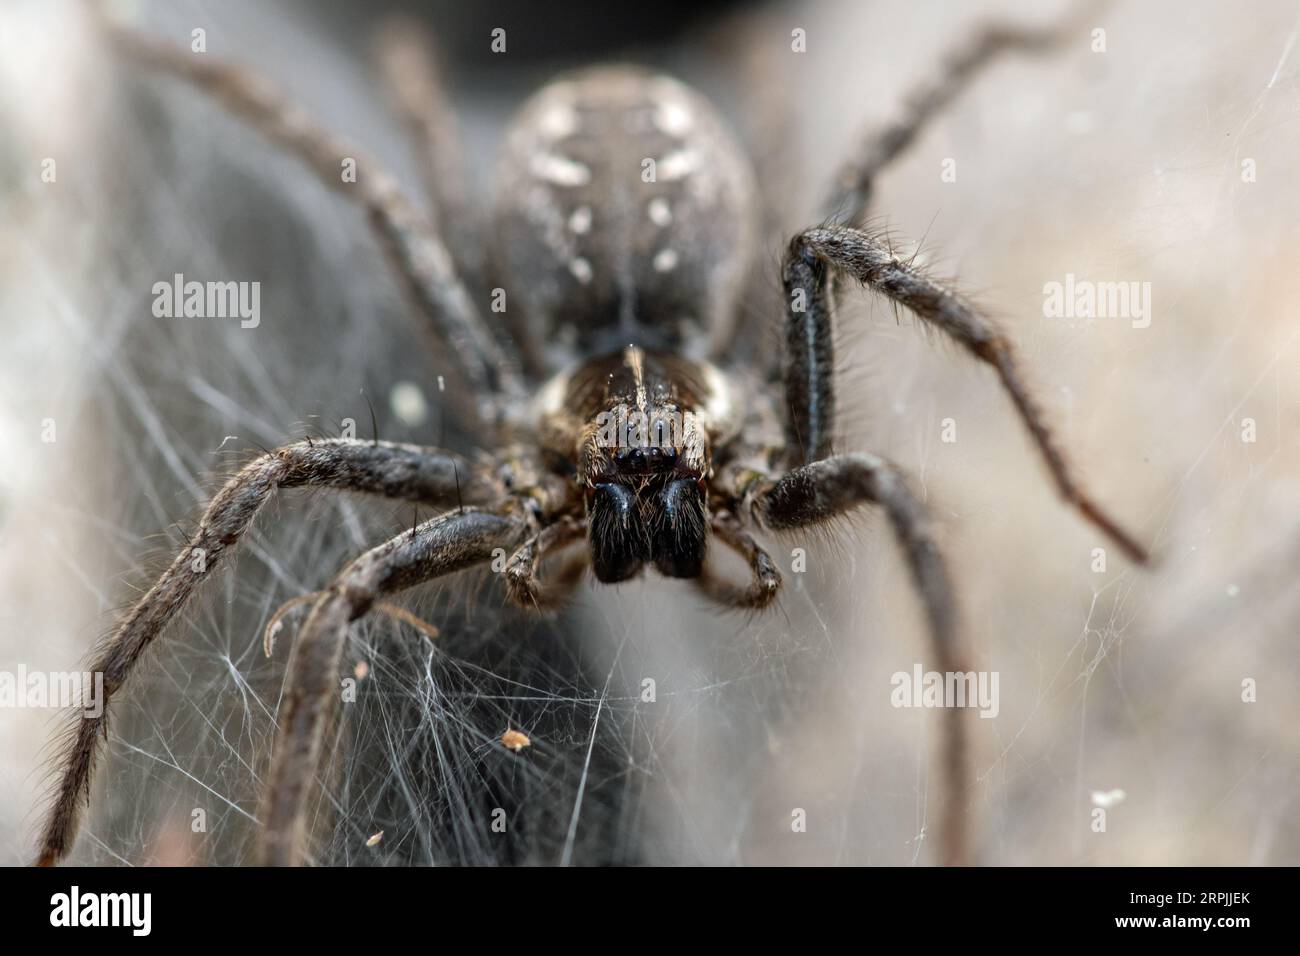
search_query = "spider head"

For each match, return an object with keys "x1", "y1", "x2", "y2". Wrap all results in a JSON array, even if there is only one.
[{"x1": 581, "y1": 400, "x2": 710, "y2": 583}]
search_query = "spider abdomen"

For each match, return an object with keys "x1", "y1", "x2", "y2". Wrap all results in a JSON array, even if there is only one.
[{"x1": 493, "y1": 65, "x2": 757, "y2": 374}]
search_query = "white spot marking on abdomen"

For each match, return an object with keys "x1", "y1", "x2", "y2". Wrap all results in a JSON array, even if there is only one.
[
  {"x1": 569, "y1": 257, "x2": 594, "y2": 284},
  {"x1": 659, "y1": 149, "x2": 697, "y2": 181},
  {"x1": 647, "y1": 198, "x2": 672, "y2": 227},
  {"x1": 569, "y1": 205, "x2": 592, "y2": 234},
  {"x1": 653, "y1": 248, "x2": 679, "y2": 272},
  {"x1": 531, "y1": 153, "x2": 592, "y2": 187}
]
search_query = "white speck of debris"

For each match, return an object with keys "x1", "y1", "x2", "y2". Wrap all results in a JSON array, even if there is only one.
[{"x1": 390, "y1": 381, "x2": 428, "y2": 427}]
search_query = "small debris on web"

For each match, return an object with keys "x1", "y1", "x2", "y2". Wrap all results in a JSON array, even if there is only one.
[
  {"x1": 501, "y1": 729, "x2": 531, "y2": 753},
  {"x1": 366, "y1": 830, "x2": 384, "y2": 847}
]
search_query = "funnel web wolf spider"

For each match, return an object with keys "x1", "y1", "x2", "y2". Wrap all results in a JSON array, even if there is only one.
[{"x1": 39, "y1": 6, "x2": 1148, "y2": 867}]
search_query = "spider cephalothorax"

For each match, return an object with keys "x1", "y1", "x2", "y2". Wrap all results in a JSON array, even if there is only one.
[
  {"x1": 40, "y1": 6, "x2": 1148, "y2": 868},
  {"x1": 539, "y1": 345, "x2": 727, "y2": 582}
]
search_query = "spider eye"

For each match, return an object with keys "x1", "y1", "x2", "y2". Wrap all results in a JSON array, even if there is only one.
[
  {"x1": 651, "y1": 478, "x2": 707, "y2": 578},
  {"x1": 587, "y1": 482, "x2": 648, "y2": 582}
]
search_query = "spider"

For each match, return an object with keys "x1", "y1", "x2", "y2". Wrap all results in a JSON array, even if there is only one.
[{"x1": 38, "y1": 3, "x2": 1148, "y2": 867}]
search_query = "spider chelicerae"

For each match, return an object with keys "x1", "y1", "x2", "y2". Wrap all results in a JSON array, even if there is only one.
[{"x1": 38, "y1": 4, "x2": 1148, "y2": 867}]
